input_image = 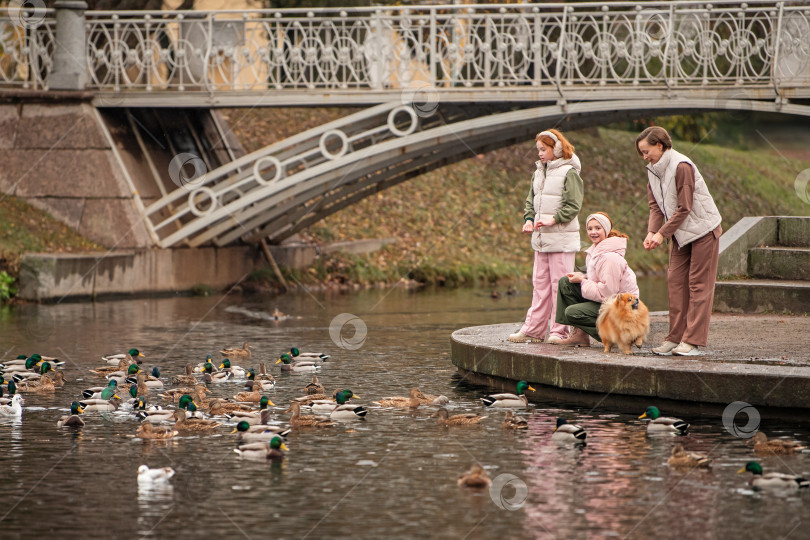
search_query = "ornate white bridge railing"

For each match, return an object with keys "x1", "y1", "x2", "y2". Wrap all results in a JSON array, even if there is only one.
[{"x1": 0, "y1": 2, "x2": 808, "y2": 98}]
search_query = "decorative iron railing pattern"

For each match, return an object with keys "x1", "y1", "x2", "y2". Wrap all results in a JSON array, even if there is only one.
[
  {"x1": 0, "y1": 8, "x2": 55, "y2": 90},
  {"x1": 0, "y1": 2, "x2": 808, "y2": 94}
]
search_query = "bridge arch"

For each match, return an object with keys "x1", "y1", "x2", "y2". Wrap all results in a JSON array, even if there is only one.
[{"x1": 143, "y1": 97, "x2": 810, "y2": 248}]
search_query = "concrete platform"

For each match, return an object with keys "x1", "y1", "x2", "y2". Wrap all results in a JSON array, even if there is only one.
[{"x1": 451, "y1": 314, "x2": 810, "y2": 412}]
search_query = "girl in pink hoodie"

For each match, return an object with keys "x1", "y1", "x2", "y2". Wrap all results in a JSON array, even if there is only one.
[{"x1": 553, "y1": 212, "x2": 640, "y2": 346}]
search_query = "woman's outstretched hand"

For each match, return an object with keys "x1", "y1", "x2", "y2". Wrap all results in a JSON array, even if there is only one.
[
  {"x1": 522, "y1": 221, "x2": 534, "y2": 233},
  {"x1": 644, "y1": 231, "x2": 664, "y2": 250}
]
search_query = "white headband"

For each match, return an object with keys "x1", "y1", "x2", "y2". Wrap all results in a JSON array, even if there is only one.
[
  {"x1": 586, "y1": 213, "x2": 612, "y2": 235},
  {"x1": 538, "y1": 130, "x2": 563, "y2": 158}
]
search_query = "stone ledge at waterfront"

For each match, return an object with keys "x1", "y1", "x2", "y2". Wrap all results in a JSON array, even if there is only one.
[{"x1": 451, "y1": 314, "x2": 810, "y2": 412}]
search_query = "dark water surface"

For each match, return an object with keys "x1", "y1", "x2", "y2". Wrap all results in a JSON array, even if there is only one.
[{"x1": 1, "y1": 280, "x2": 809, "y2": 539}]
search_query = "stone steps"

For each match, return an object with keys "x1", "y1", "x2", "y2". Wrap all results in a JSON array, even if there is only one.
[
  {"x1": 749, "y1": 246, "x2": 810, "y2": 281},
  {"x1": 714, "y1": 279, "x2": 810, "y2": 315},
  {"x1": 715, "y1": 216, "x2": 810, "y2": 314}
]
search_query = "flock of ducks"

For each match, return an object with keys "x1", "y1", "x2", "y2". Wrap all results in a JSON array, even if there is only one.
[{"x1": 1, "y1": 348, "x2": 807, "y2": 492}]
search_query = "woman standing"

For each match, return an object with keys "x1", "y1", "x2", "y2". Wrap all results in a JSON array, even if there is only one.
[
  {"x1": 635, "y1": 126, "x2": 722, "y2": 356},
  {"x1": 508, "y1": 129, "x2": 583, "y2": 343},
  {"x1": 554, "y1": 212, "x2": 639, "y2": 346}
]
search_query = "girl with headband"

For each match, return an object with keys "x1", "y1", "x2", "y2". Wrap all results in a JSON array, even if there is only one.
[
  {"x1": 508, "y1": 129, "x2": 584, "y2": 344},
  {"x1": 554, "y1": 212, "x2": 640, "y2": 346}
]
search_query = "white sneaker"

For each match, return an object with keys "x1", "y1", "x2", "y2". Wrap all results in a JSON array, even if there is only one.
[
  {"x1": 652, "y1": 341, "x2": 679, "y2": 356},
  {"x1": 507, "y1": 332, "x2": 543, "y2": 343},
  {"x1": 672, "y1": 342, "x2": 702, "y2": 356}
]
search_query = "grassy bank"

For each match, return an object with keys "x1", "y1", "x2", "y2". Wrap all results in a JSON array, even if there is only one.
[
  {"x1": 227, "y1": 108, "x2": 810, "y2": 288},
  {"x1": 0, "y1": 196, "x2": 101, "y2": 299}
]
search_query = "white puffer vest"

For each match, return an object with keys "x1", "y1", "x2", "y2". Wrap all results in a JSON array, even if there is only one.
[
  {"x1": 646, "y1": 149, "x2": 722, "y2": 246},
  {"x1": 531, "y1": 154, "x2": 582, "y2": 253}
]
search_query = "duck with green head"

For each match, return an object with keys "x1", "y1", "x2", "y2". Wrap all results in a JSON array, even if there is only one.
[
  {"x1": 203, "y1": 362, "x2": 232, "y2": 383},
  {"x1": 244, "y1": 369, "x2": 276, "y2": 392},
  {"x1": 135, "y1": 398, "x2": 173, "y2": 423},
  {"x1": 639, "y1": 406, "x2": 688, "y2": 434},
  {"x1": 232, "y1": 420, "x2": 291, "y2": 442},
  {"x1": 233, "y1": 437, "x2": 288, "y2": 460},
  {"x1": 328, "y1": 391, "x2": 367, "y2": 420},
  {"x1": 104, "y1": 363, "x2": 141, "y2": 385},
  {"x1": 172, "y1": 408, "x2": 222, "y2": 433},
  {"x1": 481, "y1": 381, "x2": 535, "y2": 408},
  {"x1": 290, "y1": 347, "x2": 329, "y2": 361},
  {"x1": 101, "y1": 348, "x2": 144, "y2": 366},
  {"x1": 57, "y1": 401, "x2": 85, "y2": 428},
  {"x1": 224, "y1": 396, "x2": 274, "y2": 425},
  {"x1": 305, "y1": 389, "x2": 358, "y2": 413},
  {"x1": 219, "y1": 359, "x2": 247, "y2": 378},
  {"x1": 276, "y1": 354, "x2": 320, "y2": 373},
  {"x1": 738, "y1": 461, "x2": 809, "y2": 490}
]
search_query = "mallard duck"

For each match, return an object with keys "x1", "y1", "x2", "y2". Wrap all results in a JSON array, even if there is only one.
[
  {"x1": 0, "y1": 394, "x2": 23, "y2": 416},
  {"x1": 432, "y1": 408, "x2": 486, "y2": 426},
  {"x1": 305, "y1": 375, "x2": 325, "y2": 395},
  {"x1": 89, "y1": 357, "x2": 130, "y2": 377},
  {"x1": 192, "y1": 355, "x2": 215, "y2": 373},
  {"x1": 172, "y1": 409, "x2": 222, "y2": 433},
  {"x1": 137, "y1": 465, "x2": 174, "y2": 485},
  {"x1": 221, "y1": 343, "x2": 252, "y2": 360},
  {"x1": 639, "y1": 406, "x2": 689, "y2": 434},
  {"x1": 201, "y1": 362, "x2": 233, "y2": 383},
  {"x1": 502, "y1": 410, "x2": 529, "y2": 430},
  {"x1": 135, "y1": 399, "x2": 175, "y2": 423},
  {"x1": 668, "y1": 443, "x2": 711, "y2": 468},
  {"x1": 457, "y1": 464, "x2": 492, "y2": 488},
  {"x1": 171, "y1": 364, "x2": 198, "y2": 386},
  {"x1": 219, "y1": 359, "x2": 247, "y2": 378},
  {"x1": 256, "y1": 363, "x2": 275, "y2": 381},
  {"x1": 80, "y1": 397, "x2": 120, "y2": 412},
  {"x1": 209, "y1": 398, "x2": 263, "y2": 416},
  {"x1": 232, "y1": 421, "x2": 291, "y2": 442},
  {"x1": 290, "y1": 347, "x2": 329, "y2": 361},
  {"x1": 285, "y1": 401, "x2": 335, "y2": 428},
  {"x1": 0, "y1": 381, "x2": 20, "y2": 406},
  {"x1": 102, "y1": 348, "x2": 144, "y2": 366},
  {"x1": 749, "y1": 432, "x2": 806, "y2": 456},
  {"x1": 48, "y1": 372, "x2": 66, "y2": 387},
  {"x1": 136, "y1": 421, "x2": 179, "y2": 440},
  {"x1": 244, "y1": 377, "x2": 276, "y2": 392},
  {"x1": 328, "y1": 391, "x2": 367, "y2": 420},
  {"x1": 276, "y1": 354, "x2": 320, "y2": 372},
  {"x1": 224, "y1": 396, "x2": 274, "y2": 425},
  {"x1": 232, "y1": 387, "x2": 264, "y2": 403},
  {"x1": 15, "y1": 374, "x2": 56, "y2": 393},
  {"x1": 552, "y1": 418, "x2": 587, "y2": 442},
  {"x1": 375, "y1": 387, "x2": 424, "y2": 409},
  {"x1": 738, "y1": 461, "x2": 809, "y2": 490},
  {"x1": 57, "y1": 401, "x2": 85, "y2": 428},
  {"x1": 233, "y1": 438, "x2": 288, "y2": 460},
  {"x1": 103, "y1": 364, "x2": 142, "y2": 385},
  {"x1": 481, "y1": 381, "x2": 535, "y2": 408},
  {"x1": 140, "y1": 368, "x2": 164, "y2": 389},
  {"x1": 160, "y1": 383, "x2": 211, "y2": 405},
  {"x1": 83, "y1": 380, "x2": 119, "y2": 400},
  {"x1": 304, "y1": 390, "x2": 358, "y2": 413}
]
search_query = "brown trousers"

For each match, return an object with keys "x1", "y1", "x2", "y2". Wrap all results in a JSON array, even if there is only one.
[{"x1": 666, "y1": 229, "x2": 721, "y2": 347}]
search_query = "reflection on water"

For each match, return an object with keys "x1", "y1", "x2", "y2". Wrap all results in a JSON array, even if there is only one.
[{"x1": 0, "y1": 280, "x2": 808, "y2": 539}]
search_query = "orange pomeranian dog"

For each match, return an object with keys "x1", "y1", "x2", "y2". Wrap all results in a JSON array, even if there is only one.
[{"x1": 596, "y1": 293, "x2": 650, "y2": 355}]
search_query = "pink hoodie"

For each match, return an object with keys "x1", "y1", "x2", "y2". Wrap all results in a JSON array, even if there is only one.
[{"x1": 580, "y1": 236, "x2": 640, "y2": 302}]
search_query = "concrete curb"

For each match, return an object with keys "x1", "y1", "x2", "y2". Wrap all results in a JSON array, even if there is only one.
[{"x1": 451, "y1": 319, "x2": 810, "y2": 410}]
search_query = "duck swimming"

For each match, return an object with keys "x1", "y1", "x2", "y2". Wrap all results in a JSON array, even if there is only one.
[
  {"x1": 481, "y1": 381, "x2": 535, "y2": 408},
  {"x1": 639, "y1": 406, "x2": 689, "y2": 434}
]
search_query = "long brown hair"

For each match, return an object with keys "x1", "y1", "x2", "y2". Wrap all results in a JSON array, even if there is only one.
[
  {"x1": 536, "y1": 128, "x2": 575, "y2": 159},
  {"x1": 589, "y1": 211, "x2": 629, "y2": 239}
]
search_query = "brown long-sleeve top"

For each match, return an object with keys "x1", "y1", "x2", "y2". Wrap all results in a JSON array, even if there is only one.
[{"x1": 647, "y1": 162, "x2": 721, "y2": 244}]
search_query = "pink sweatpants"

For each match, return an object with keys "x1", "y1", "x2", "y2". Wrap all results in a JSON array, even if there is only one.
[{"x1": 520, "y1": 251, "x2": 576, "y2": 340}]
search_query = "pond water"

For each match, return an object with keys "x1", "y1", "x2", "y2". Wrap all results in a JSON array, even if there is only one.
[{"x1": 1, "y1": 279, "x2": 809, "y2": 539}]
